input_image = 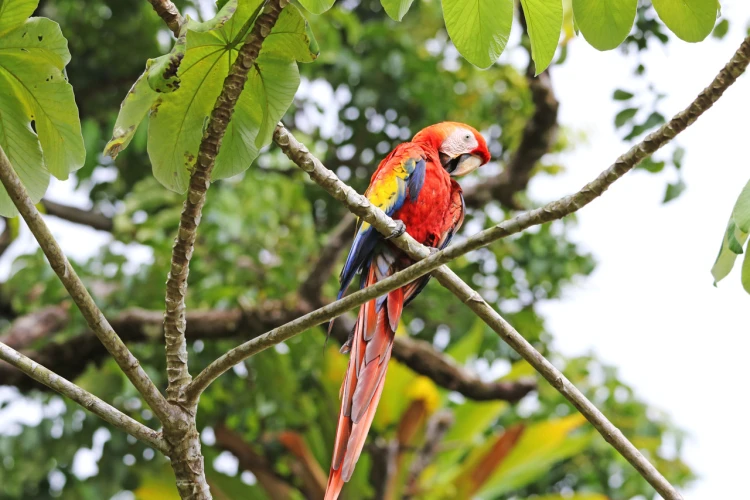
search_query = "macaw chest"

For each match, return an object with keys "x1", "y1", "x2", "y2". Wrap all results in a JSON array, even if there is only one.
[{"x1": 394, "y1": 173, "x2": 452, "y2": 246}]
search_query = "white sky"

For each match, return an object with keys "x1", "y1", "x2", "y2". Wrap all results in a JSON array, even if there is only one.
[
  {"x1": 534, "y1": 3, "x2": 750, "y2": 498},
  {"x1": 1, "y1": 3, "x2": 749, "y2": 499}
]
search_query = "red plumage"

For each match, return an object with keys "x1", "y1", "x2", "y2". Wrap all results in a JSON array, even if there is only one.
[{"x1": 325, "y1": 123, "x2": 488, "y2": 499}]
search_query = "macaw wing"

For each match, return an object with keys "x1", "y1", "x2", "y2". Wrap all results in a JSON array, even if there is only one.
[{"x1": 337, "y1": 147, "x2": 427, "y2": 297}]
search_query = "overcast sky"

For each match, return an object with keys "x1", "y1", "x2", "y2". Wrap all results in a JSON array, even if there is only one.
[{"x1": 1, "y1": 3, "x2": 749, "y2": 498}]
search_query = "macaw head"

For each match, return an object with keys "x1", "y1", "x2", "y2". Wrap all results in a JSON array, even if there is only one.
[{"x1": 413, "y1": 122, "x2": 491, "y2": 176}]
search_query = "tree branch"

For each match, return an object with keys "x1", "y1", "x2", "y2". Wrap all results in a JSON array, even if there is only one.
[
  {"x1": 326, "y1": 313, "x2": 535, "y2": 402},
  {"x1": 0, "y1": 305, "x2": 69, "y2": 349},
  {"x1": 214, "y1": 423, "x2": 297, "y2": 499},
  {"x1": 404, "y1": 410, "x2": 454, "y2": 497},
  {"x1": 0, "y1": 145, "x2": 174, "y2": 426},
  {"x1": 0, "y1": 217, "x2": 12, "y2": 257},
  {"x1": 0, "y1": 341, "x2": 168, "y2": 454},
  {"x1": 146, "y1": 0, "x2": 183, "y2": 37},
  {"x1": 41, "y1": 199, "x2": 114, "y2": 232},
  {"x1": 163, "y1": 0, "x2": 288, "y2": 406},
  {"x1": 0, "y1": 303, "x2": 534, "y2": 403}
]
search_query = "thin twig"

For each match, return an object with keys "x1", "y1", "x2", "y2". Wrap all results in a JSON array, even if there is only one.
[
  {"x1": 163, "y1": 0, "x2": 288, "y2": 405},
  {"x1": 0, "y1": 341, "x2": 168, "y2": 453},
  {"x1": 0, "y1": 302, "x2": 534, "y2": 403},
  {"x1": 0, "y1": 145, "x2": 174, "y2": 426},
  {"x1": 146, "y1": 0, "x2": 183, "y2": 37}
]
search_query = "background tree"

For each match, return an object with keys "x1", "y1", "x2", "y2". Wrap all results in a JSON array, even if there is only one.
[{"x1": 0, "y1": 0, "x2": 740, "y2": 498}]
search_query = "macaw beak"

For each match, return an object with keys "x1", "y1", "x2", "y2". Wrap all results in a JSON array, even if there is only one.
[{"x1": 440, "y1": 153, "x2": 484, "y2": 177}]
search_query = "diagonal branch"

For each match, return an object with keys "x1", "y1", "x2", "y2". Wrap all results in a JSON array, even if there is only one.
[
  {"x1": 0, "y1": 145, "x2": 174, "y2": 426},
  {"x1": 0, "y1": 305, "x2": 69, "y2": 349},
  {"x1": 327, "y1": 313, "x2": 535, "y2": 401},
  {"x1": 0, "y1": 303, "x2": 534, "y2": 403},
  {"x1": 193, "y1": 37, "x2": 750, "y2": 498},
  {"x1": 0, "y1": 340, "x2": 168, "y2": 453},
  {"x1": 146, "y1": 0, "x2": 183, "y2": 37},
  {"x1": 163, "y1": 0, "x2": 288, "y2": 405},
  {"x1": 41, "y1": 199, "x2": 114, "y2": 232}
]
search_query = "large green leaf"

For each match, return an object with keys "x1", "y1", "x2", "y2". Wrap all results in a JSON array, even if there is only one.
[
  {"x1": 382, "y1": 0, "x2": 416, "y2": 21},
  {"x1": 0, "y1": 72, "x2": 47, "y2": 216},
  {"x1": 104, "y1": 71, "x2": 158, "y2": 158},
  {"x1": 0, "y1": 17, "x2": 84, "y2": 179},
  {"x1": 475, "y1": 414, "x2": 592, "y2": 498},
  {"x1": 297, "y1": 0, "x2": 336, "y2": 15},
  {"x1": 711, "y1": 179, "x2": 750, "y2": 287},
  {"x1": 520, "y1": 0, "x2": 563, "y2": 74},
  {"x1": 214, "y1": 56, "x2": 300, "y2": 180},
  {"x1": 743, "y1": 239, "x2": 750, "y2": 294},
  {"x1": 711, "y1": 220, "x2": 747, "y2": 284},
  {"x1": 732, "y1": 178, "x2": 750, "y2": 232},
  {"x1": 0, "y1": 0, "x2": 37, "y2": 35},
  {"x1": 106, "y1": 0, "x2": 317, "y2": 192},
  {"x1": 652, "y1": 0, "x2": 717, "y2": 43},
  {"x1": 441, "y1": 0, "x2": 514, "y2": 69},
  {"x1": 572, "y1": 0, "x2": 637, "y2": 50}
]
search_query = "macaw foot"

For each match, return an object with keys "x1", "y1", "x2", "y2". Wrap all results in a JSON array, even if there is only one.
[
  {"x1": 426, "y1": 246, "x2": 440, "y2": 256},
  {"x1": 386, "y1": 220, "x2": 406, "y2": 240}
]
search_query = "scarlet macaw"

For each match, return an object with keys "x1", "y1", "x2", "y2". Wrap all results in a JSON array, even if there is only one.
[{"x1": 325, "y1": 122, "x2": 491, "y2": 499}]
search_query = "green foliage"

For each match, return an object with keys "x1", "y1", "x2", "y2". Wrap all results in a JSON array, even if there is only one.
[
  {"x1": 104, "y1": 0, "x2": 319, "y2": 192},
  {"x1": 441, "y1": 0, "x2": 514, "y2": 69},
  {"x1": 572, "y1": 0, "x2": 637, "y2": 50},
  {"x1": 712, "y1": 179, "x2": 750, "y2": 292},
  {"x1": 520, "y1": 0, "x2": 563, "y2": 74},
  {"x1": 0, "y1": 0, "x2": 84, "y2": 216},
  {"x1": 652, "y1": 0, "x2": 718, "y2": 43},
  {"x1": 298, "y1": 0, "x2": 337, "y2": 15},
  {"x1": 381, "y1": 0, "x2": 415, "y2": 21}
]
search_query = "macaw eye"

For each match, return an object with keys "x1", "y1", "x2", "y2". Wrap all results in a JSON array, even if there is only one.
[{"x1": 464, "y1": 133, "x2": 471, "y2": 141}]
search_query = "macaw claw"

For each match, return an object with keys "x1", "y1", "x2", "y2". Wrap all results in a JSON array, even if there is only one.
[{"x1": 386, "y1": 220, "x2": 406, "y2": 240}]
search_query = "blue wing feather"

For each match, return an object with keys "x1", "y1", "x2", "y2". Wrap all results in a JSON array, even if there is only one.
[{"x1": 337, "y1": 154, "x2": 425, "y2": 299}]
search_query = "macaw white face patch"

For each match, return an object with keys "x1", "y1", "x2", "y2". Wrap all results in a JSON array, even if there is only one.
[{"x1": 439, "y1": 128, "x2": 480, "y2": 158}]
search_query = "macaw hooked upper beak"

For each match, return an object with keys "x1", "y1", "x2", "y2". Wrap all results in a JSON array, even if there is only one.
[{"x1": 440, "y1": 153, "x2": 484, "y2": 177}]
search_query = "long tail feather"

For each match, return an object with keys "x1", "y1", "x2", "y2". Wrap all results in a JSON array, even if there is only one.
[{"x1": 325, "y1": 261, "x2": 402, "y2": 500}]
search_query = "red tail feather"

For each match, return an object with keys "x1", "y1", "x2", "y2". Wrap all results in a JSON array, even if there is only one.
[{"x1": 325, "y1": 265, "x2": 401, "y2": 500}]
